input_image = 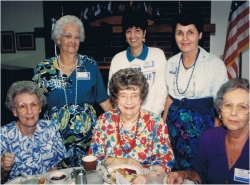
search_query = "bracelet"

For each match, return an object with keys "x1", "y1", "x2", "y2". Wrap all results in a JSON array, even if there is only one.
[{"x1": 186, "y1": 169, "x2": 192, "y2": 180}]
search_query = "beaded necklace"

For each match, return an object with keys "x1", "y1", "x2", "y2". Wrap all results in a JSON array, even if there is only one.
[
  {"x1": 116, "y1": 111, "x2": 141, "y2": 153},
  {"x1": 58, "y1": 55, "x2": 78, "y2": 106},
  {"x1": 176, "y1": 48, "x2": 200, "y2": 95}
]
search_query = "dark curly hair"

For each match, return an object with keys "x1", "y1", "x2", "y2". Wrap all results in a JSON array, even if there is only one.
[{"x1": 109, "y1": 68, "x2": 149, "y2": 106}]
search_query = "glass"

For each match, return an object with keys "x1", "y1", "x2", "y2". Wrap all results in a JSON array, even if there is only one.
[
  {"x1": 118, "y1": 93, "x2": 140, "y2": 103},
  {"x1": 15, "y1": 101, "x2": 41, "y2": 113},
  {"x1": 20, "y1": 176, "x2": 38, "y2": 184},
  {"x1": 60, "y1": 33, "x2": 81, "y2": 41},
  {"x1": 86, "y1": 170, "x2": 103, "y2": 184},
  {"x1": 220, "y1": 101, "x2": 249, "y2": 115}
]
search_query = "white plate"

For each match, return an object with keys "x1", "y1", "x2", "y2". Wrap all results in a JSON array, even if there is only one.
[
  {"x1": 4, "y1": 176, "x2": 47, "y2": 184},
  {"x1": 46, "y1": 171, "x2": 69, "y2": 183},
  {"x1": 103, "y1": 164, "x2": 144, "y2": 184}
]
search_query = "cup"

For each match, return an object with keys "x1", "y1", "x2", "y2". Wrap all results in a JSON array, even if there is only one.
[
  {"x1": 82, "y1": 155, "x2": 97, "y2": 171},
  {"x1": 20, "y1": 176, "x2": 38, "y2": 184},
  {"x1": 86, "y1": 170, "x2": 103, "y2": 184}
]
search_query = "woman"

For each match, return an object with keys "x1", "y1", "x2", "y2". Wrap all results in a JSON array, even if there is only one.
[
  {"x1": 32, "y1": 15, "x2": 113, "y2": 168},
  {"x1": 162, "y1": 11, "x2": 228, "y2": 170},
  {"x1": 108, "y1": 11, "x2": 167, "y2": 116},
  {"x1": 0, "y1": 81, "x2": 67, "y2": 183},
  {"x1": 89, "y1": 68, "x2": 174, "y2": 184},
  {"x1": 167, "y1": 78, "x2": 249, "y2": 184}
]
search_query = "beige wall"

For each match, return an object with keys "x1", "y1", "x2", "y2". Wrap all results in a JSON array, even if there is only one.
[{"x1": 1, "y1": 1, "x2": 45, "y2": 69}]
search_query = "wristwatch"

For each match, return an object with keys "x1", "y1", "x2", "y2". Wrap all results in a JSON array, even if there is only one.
[{"x1": 194, "y1": 180, "x2": 199, "y2": 184}]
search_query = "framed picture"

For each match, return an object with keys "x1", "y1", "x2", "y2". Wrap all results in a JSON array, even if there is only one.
[
  {"x1": 1, "y1": 31, "x2": 15, "y2": 53},
  {"x1": 16, "y1": 32, "x2": 36, "y2": 50}
]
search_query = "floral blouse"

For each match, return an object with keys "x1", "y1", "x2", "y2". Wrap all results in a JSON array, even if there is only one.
[{"x1": 89, "y1": 109, "x2": 175, "y2": 173}]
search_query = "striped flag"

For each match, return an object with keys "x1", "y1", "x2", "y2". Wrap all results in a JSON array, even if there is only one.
[{"x1": 223, "y1": 1, "x2": 249, "y2": 79}]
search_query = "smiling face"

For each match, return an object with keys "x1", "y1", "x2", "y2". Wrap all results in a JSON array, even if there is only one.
[
  {"x1": 12, "y1": 92, "x2": 41, "y2": 128},
  {"x1": 221, "y1": 88, "x2": 249, "y2": 133},
  {"x1": 175, "y1": 23, "x2": 202, "y2": 54},
  {"x1": 56, "y1": 23, "x2": 80, "y2": 55},
  {"x1": 117, "y1": 87, "x2": 142, "y2": 119},
  {"x1": 125, "y1": 26, "x2": 146, "y2": 51}
]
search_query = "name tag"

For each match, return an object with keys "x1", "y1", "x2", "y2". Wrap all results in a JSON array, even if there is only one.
[
  {"x1": 77, "y1": 72, "x2": 90, "y2": 80},
  {"x1": 169, "y1": 65, "x2": 177, "y2": 74},
  {"x1": 234, "y1": 168, "x2": 250, "y2": 183},
  {"x1": 144, "y1": 61, "x2": 154, "y2": 68}
]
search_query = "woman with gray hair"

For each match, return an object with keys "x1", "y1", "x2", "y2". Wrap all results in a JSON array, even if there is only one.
[
  {"x1": 166, "y1": 78, "x2": 249, "y2": 184},
  {"x1": 32, "y1": 15, "x2": 112, "y2": 168},
  {"x1": 1, "y1": 81, "x2": 67, "y2": 183},
  {"x1": 89, "y1": 68, "x2": 174, "y2": 184}
]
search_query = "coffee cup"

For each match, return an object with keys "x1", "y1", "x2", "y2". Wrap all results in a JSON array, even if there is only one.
[{"x1": 82, "y1": 155, "x2": 97, "y2": 171}]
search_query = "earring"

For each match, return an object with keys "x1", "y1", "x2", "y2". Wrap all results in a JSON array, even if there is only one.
[
  {"x1": 142, "y1": 38, "x2": 145, "y2": 43},
  {"x1": 219, "y1": 115, "x2": 222, "y2": 120}
]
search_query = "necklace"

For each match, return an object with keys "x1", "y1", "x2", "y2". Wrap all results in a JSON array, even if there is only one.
[
  {"x1": 176, "y1": 48, "x2": 200, "y2": 95},
  {"x1": 58, "y1": 55, "x2": 78, "y2": 107},
  {"x1": 182, "y1": 59, "x2": 195, "y2": 69},
  {"x1": 116, "y1": 111, "x2": 140, "y2": 153},
  {"x1": 120, "y1": 116, "x2": 138, "y2": 127},
  {"x1": 59, "y1": 56, "x2": 77, "y2": 69}
]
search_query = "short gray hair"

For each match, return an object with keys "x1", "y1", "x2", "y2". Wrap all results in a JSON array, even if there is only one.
[
  {"x1": 5, "y1": 81, "x2": 47, "y2": 110},
  {"x1": 51, "y1": 15, "x2": 85, "y2": 42},
  {"x1": 214, "y1": 78, "x2": 249, "y2": 113}
]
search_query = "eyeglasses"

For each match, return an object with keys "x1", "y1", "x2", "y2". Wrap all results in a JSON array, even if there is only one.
[
  {"x1": 14, "y1": 101, "x2": 41, "y2": 113},
  {"x1": 220, "y1": 101, "x2": 249, "y2": 115},
  {"x1": 60, "y1": 33, "x2": 81, "y2": 41},
  {"x1": 118, "y1": 93, "x2": 140, "y2": 103}
]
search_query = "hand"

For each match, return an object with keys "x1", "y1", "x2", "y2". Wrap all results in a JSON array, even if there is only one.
[
  {"x1": 166, "y1": 171, "x2": 186, "y2": 185},
  {"x1": 105, "y1": 157, "x2": 143, "y2": 169},
  {"x1": 1, "y1": 153, "x2": 15, "y2": 172},
  {"x1": 124, "y1": 158, "x2": 143, "y2": 169},
  {"x1": 132, "y1": 174, "x2": 147, "y2": 184},
  {"x1": 145, "y1": 170, "x2": 165, "y2": 184}
]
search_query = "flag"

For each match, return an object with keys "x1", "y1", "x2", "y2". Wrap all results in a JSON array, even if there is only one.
[{"x1": 223, "y1": 1, "x2": 249, "y2": 79}]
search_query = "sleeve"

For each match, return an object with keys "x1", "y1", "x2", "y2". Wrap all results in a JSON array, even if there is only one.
[
  {"x1": 53, "y1": 127, "x2": 68, "y2": 165},
  {"x1": 107, "y1": 56, "x2": 117, "y2": 95},
  {"x1": 150, "y1": 118, "x2": 175, "y2": 173},
  {"x1": 0, "y1": 127, "x2": 8, "y2": 156},
  {"x1": 88, "y1": 115, "x2": 107, "y2": 165},
  {"x1": 150, "y1": 51, "x2": 168, "y2": 115}
]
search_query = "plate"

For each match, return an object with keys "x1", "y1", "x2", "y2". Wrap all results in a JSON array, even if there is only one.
[
  {"x1": 46, "y1": 171, "x2": 69, "y2": 183},
  {"x1": 4, "y1": 176, "x2": 47, "y2": 184},
  {"x1": 102, "y1": 164, "x2": 144, "y2": 184}
]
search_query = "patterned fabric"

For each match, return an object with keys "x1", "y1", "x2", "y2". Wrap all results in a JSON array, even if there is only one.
[
  {"x1": 0, "y1": 120, "x2": 67, "y2": 181},
  {"x1": 32, "y1": 54, "x2": 109, "y2": 167},
  {"x1": 89, "y1": 109, "x2": 175, "y2": 173},
  {"x1": 166, "y1": 103, "x2": 215, "y2": 170}
]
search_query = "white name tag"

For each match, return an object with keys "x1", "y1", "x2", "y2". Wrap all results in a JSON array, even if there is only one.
[
  {"x1": 77, "y1": 72, "x2": 90, "y2": 80},
  {"x1": 144, "y1": 60, "x2": 154, "y2": 68},
  {"x1": 234, "y1": 168, "x2": 250, "y2": 183}
]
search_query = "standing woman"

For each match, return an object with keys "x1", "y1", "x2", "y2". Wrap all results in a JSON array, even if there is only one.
[
  {"x1": 32, "y1": 15, "x2": 113, "y2": 168},
  {"x1": 108, "y1": 11, "x2": 167, "y2": 116},
  {"x1": 162, "y1": 11, "x2": 228, "y2": 170}
]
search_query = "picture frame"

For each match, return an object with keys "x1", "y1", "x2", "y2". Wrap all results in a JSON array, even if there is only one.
[
  {"x1": 16, "y1": 32, "x2": 36, "y2": 50},
  {"x1": 1, "y1": 31, "x2": 15, "y2": 53}
]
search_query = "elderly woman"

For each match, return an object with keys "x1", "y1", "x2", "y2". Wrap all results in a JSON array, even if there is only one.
[
  {"x1": 166, "y1": 78, "x2": 249, "y2": 184},
  {"x1": 108, "y1": 11, "x2": 167, "y2": 116},
  {"x1": 32, "y1": 15, "x2": 113, "y2": 168},
  {"x1": 89, "y1": 68, "x2": 174, "y2": 184},
  {"x1": 0, "y1": 81, "x2": 67, "y2": 183},
  {"x1": 162, "y1": 11, "x2": 228, "y2": 170}
]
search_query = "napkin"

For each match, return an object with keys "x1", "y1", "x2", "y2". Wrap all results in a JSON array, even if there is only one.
[{"x1": 116, "y1": 170, "x2": 131, "y2": 185}]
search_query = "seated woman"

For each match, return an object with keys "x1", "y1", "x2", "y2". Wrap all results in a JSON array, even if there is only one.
[
  {"x1": 0, "y1": 81, "x2": 67, "y2": 183},
  {"x1": 89, "y1": 68, "x2": 174, "y2": 184},
  {"x1": 166, "y1": 78, "x2": 249, "y2": 184}
]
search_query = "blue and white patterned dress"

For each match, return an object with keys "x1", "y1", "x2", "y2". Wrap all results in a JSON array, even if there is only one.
[{"x1": 0, "y1": 120, "x2": 67, "y2": 181}]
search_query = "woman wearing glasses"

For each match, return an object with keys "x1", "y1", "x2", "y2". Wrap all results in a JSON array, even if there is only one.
[
  {"x1": 32, "y1": 15, "x2": 113, "y2": 168},
  {"x1": 0, "y1": 81, "x2": 67, "y2": 183},
  {"x1": 162, "y1": 11, "x2": 228, "y2": 170},
  {"x1": 89, "y1": 68, "x2": 174, "y2": 184},
  {"x1": 166, "y1": 78, "x2": 249, "y2": 184}
]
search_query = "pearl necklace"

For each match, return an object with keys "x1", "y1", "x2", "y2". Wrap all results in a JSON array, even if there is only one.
[
  {"x1": 59, "y1": 56, "x2": 77, "y2": 69},
  {"x1": 176, "y1": 48, "x2": 200, "y2": 95},
  {"x1": 116, "y1": 111, "x2": 140, "y2": 153},
  {"x1": 58, "y1": 55, "x2": 78, "y2": 107}
]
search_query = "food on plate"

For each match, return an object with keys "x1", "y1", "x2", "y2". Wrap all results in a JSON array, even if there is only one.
[
  {"x1": 111, "y1": 168, "x2": 137, "y2": 182},
  {"x1": 50, "y1": 174, "x2": 66, "y2": 180},
  {"x1": 38, "y1": 177, "x2": 46, "y2": 184}
]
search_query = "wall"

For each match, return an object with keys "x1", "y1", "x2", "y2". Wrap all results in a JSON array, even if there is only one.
[
  {"x1": 211, "y1": 1, "x2": 249, "y2": 79},
  {"x1": 1, "y1": 1, "x2": 45, "y2": 69}
]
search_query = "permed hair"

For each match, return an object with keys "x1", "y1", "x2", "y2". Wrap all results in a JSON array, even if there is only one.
[
  {"x1": 5, "y1": 81, "x2": 47, "y2": 110},
  {"x1": 109, "y1": 68, "x2": 149, "y2": 106},
  {"x1": 171, "y1": 10, "x2": 204, "y2": 34},
  {"x1": 121, "y1": 11, "x2": 148, "y2": 34},
  {"x1": 214, "y1": 78, "x2": 249, "y2": 113},
  {"x1": 51, "y1": 15, "x2": 85, "y2": 43}
]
